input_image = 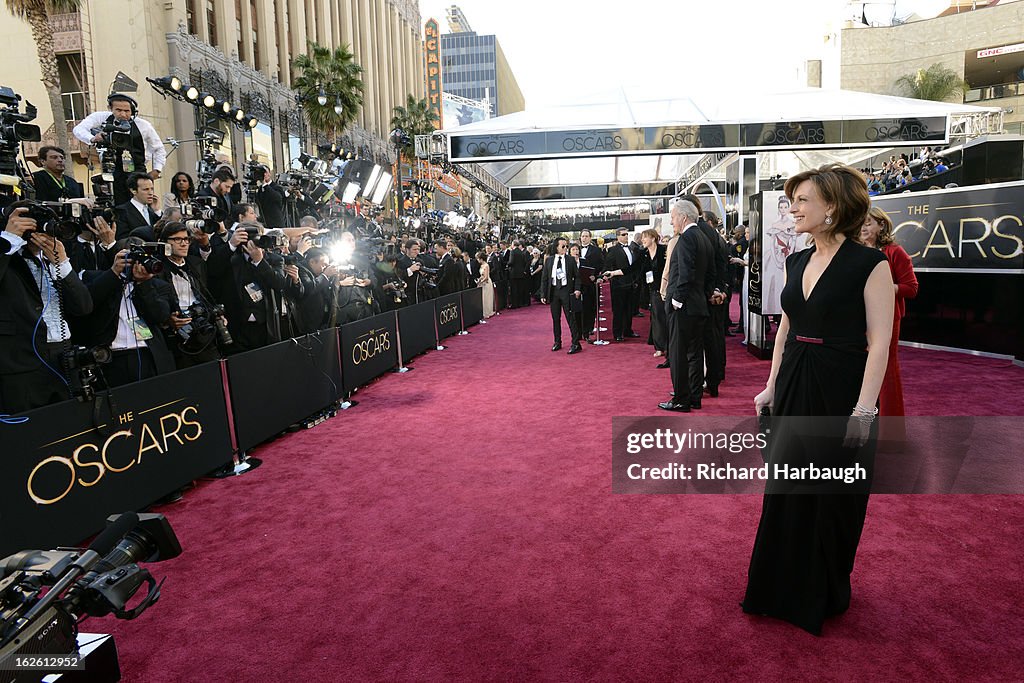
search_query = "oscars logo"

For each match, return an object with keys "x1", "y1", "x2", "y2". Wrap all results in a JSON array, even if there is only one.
[
  {"x1": 352, "y1": 329, "x2": 391, "y2": 365},
  {"x1": 439, "y1": 304, "x2": 459, "y2": 326}
]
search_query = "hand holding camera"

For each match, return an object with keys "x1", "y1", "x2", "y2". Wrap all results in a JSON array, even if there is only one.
[
  {"x1": 229, "y1": 228, "x2": 249, "y2": 249},
  {"x1": 242, "y1": 239, "x2": 264, "y2": 264},
  {"x1": 29, "y1": 232, "x2": 67, "y2": 265},
  {"x1": 89, "y1": 215, "x2": 116, "y2": 246},
  {"x1": 4, "y1": 206, "x2": 36, "y2": 237}
]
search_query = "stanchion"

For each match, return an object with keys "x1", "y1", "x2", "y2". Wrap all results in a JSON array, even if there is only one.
[
  {"x1": 211, "y1": 359, "x2": 262, "y2": 478},
  {"x1": 393, "y1": 307, "x2": 414, "y2": 373},
  {"x1": 593, "y1": 278, "x2": 610, "y2": 346}
]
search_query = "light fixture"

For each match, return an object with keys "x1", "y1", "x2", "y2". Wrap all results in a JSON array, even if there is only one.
[
  {"x1": 333, "y1": 96, "x2": 343, "y2": 116},
  {"x1": 363, "y1": 164, "x2": 383, "y2": 198},
  {"x1": 185, "y1": 86, "x2": 199, "y2": 101},
  {"x1": 201, "y1": 93, "x2": 216, "y2": 108},
  {"x1": 341, "y1": 182, "x2": 360, "y2": 203},
  {"x1": 317, "y1": 86, "x2": 327, "y2": 106},
  {"x1": 371, "y1": 172, "x2": 393, "y2": 205},
  {"x1": 243, "y1": 115, "x2": 259, "y2": 129},
  {"x1": 218, "y1": 100, "x2": 231, "y2": 115},
  {"x1": 230, "y1": 107, "x2": 245, "y2": 122}
]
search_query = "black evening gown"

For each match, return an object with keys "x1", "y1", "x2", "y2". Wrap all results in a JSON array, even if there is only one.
[{"x1": 742, "y1": 238, "x2": 886, "y2": 635}]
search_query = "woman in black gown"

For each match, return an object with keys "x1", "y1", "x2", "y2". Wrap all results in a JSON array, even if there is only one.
[{"x1": 744, "y1": 163, "x2": 895, "y2": 635}]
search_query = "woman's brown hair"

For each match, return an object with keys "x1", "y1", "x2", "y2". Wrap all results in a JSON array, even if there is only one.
[
  {"x1": 783, "y1": 163, "x2": 869, "y2": 242},
  {"x1": 866, "y1": 205, "x2": 895, "y2": 247}
]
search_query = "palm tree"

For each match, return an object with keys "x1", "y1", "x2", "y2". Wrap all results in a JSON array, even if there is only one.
[
  {"x1": 390, "y1": 94, "x2": 440, "y2": 156},
  {"x1": 5, "y1": 0, "x2": 81, "y2": 151},
  {"x1": 291, "y1": 41, "x2": 364, "y2": 138},
  {"x1": 894, "y1": 63, "x2": 970, "y2": 102}
]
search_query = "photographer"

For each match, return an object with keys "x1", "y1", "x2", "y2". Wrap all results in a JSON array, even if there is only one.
[
  {"x1": 197, "y1": 166, "x2": 236, "y2": 222},
  {"x1": 155, "y1": 221, "x2": 224, "y2": 367},
  {"x1": 79, "y1": 239, "x2": 177, "y2": 387},
  {"x1": 32, "y1": 146, "x2": 84, "y2": 201},
  {"x1": 67, "y1": 212, "x2": 117, "y2": 273},
  {"x1": 0, "y1": 206, "x2": 93, "y2": 413},
  {"x1": 298, "y1": 246, "x2": 336, "y2": 331},
  {"x1": 113, "y1": 172, "x2": 160, "y2": 240},
  {"x1": 373, "y1": 249, "x2": 408, "y2": 312},
  {"x1": 254, "y1": 166, "x2": 287, "y2": 228},
  {"x1": 434, "y1": 240, "x2": 463, "y2": 296},
  {"x1": 72, "y1": 93, "x2": 165, "y2": 206},
  {"x1": 332, "y1": 230, "x2": 376, "y2": 325}
]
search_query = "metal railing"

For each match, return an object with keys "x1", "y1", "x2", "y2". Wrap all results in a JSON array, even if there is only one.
[{"x1": 964, "y1": 81, "x2": 1024, "y2": 102}]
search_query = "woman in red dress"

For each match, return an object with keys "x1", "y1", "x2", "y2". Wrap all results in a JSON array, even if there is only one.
[{"x1": 860, "y1": 206, "x2": 918, "y2": 416}]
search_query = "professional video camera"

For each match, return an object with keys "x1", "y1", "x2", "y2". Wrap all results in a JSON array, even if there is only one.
[
  {"x1": 176, "y1": 302, "x2": 232, "y2": 353},
  {"x1": 60, "y1": 345, "x2": 111, "y2": 402},
  {"x1": 0, "y1": 512, "x2": 181, "y2": 679},
  {"x1": 95, "y1": 119, "x2": 131, "y2": 152},
  {"x1": 0, "y1": 86, "x2": 41, "y2": 182},
  {"x1": 125, "y1": 242, "x2": 169, "y2": 276}
]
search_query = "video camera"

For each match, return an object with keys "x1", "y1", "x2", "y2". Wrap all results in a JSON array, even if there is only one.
[
  {"x1": 94, "y1": 119, "x2": 131, "y2": 152},
  {"x1": 125, "y1": 242, "x2": 169, "y2": 276},
  {"x1": 0, "y1": 200, "x2": 113, "y2": 241},
  {"x1": 0, "y1": 512, "x2": 181, "y2": 677},
  {"x1": 60, "y1": 344, "x2": 111, "y2": 402},
  {"x1": 0, "y1": 86, "x2": 41, "y2": 180}
]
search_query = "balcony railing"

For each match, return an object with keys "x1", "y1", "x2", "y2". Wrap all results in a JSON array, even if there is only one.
[
  {"x1": 49, "y1": 12, "x2": 81, "y2": 33},
  {"x1": 965, "y1": 81, "x2": 1024, "y2": 102}
]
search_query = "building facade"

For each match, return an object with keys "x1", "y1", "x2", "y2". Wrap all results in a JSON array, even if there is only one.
[
  {"x1": 2, "y1": 0, "x2": 425, "y2": 192},
  {"x1": 840, "y1": 1, "x2": 1024, "y2": 133},
  {"x1": 438, "y1": 18, "x2": 524, "y2": 117}
]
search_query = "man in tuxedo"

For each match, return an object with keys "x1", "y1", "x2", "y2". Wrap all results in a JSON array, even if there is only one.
[
  {"x1": 578, "y1": 229, "x2": 603, "y2": 339},
  {"x1": 32, "y1": 146, "x2": 84, "y2": 202},
  {"x1": 113, "y1": 172, "x2": 160, "y2": 239},
  {"x1": 507, "y1": 240, "x2": 529, "y2": 307},
  {"x1": 255, "y1": 166, "x2": 287, "y2": 228},
  {"x1": 490, "y1": 242, "x2": 508, "y2": 310},
  {"x1": 660, "y1": 199, "x2": 714, "y2": 412},
  {"x1": 540, "y1": 237, "x2": 583, "y2": 355},
  {"x1": 602, "y1": 228, "x2": 640, "y2": 341},
  {"x1": 434, "y1": 241, "x2": 463, "y2": 296},
  {"x1": 0, "y1": 207, "x2": 93, "y2": 413},
  {"x1": 197, "y1": 166, "x2": 236, "y2": 226},
  {"x1": 687, "y1": 203, "x2": 730, "y2": 396}
]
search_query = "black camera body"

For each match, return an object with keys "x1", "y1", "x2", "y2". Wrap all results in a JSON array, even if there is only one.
[
  {"x1": 98, "y1": 119, "x2": 131, "y2": 151},
  {"x1": 1, "y1": 200, "x2": 84, "y2": 241},
  {"x1": 126, "y1": 242, "x2": 169, "y2": 275},
  {"x1": 182, "y1": 196, "x2": 224, "y2": 229},
  {"x1": 60, "y1": 345, "x2": 111, "y2": 402},
  {"x1": 245, "y1": 227, "x2": 286, "y2": 251},
  {"x1": 0, "y1": 85, "x2": 41, "y2": 178},
  {"x1": 176, "y1": 302, "x2": 232, "y2": 352}
]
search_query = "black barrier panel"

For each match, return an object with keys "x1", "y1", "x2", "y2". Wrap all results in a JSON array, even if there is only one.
[
  {"x1": 227, "y1": 329, "x2": 343, "y2": 452},
  {"x1": 435, "y1": 293, "x2": 463, "y2": 341},
  {"x1": 398, "y1": 301, "x2": 436, "y2": 363},
  {"x1": 341, "y1": 312, "x2": 399, "y2": 393},
  {"x1": 0, "y1": 362, "x2": 232, "y2": 557},
  {"x1": 462, "y1": 287, "x2": 483, "y2": 328}
]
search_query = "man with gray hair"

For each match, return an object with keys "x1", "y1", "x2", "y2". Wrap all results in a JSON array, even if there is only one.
[{"x1": 659, "y1": 199, "x2": 714, "y2": 412}]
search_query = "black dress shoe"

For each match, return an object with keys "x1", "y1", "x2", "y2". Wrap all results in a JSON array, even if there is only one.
[
  {"x1": 659, "y1": 401, "x2": 691, "y2": 412},
  {"x1": 690, "y1": 400, "x2": 702, "y2": 409},
  {"x1": 615, "y1": 336, "x2": 624, "y2": 342},
  {"x1": 567, "y1": 344, "x2": 582, "y2": 355},
  {"x1": 625, "y1": 331, "x2": 640, "y2": 338},
  {"x1": 551, "y1": 343, "x2": 562, "y2": 351},
  {"x1": 707, "y1": 384, "x2": 719, "y2": 397},
  {"x1": 656, "y1": 361, "x2": 670, "y2": 369}
]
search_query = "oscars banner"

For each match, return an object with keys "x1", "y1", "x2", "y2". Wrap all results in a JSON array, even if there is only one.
[
  {"x1": 398, "y1": 301, "x2": 437, "y2": 363},
  {"x1": 340, "y1": 312, "x2": 399, "y2": 393},
  {"x1": 226, "y1": 329, "x2": 343, "y2": 452},
  {"x1": 0, "y1": 362, "x2": 232, "y2": 556},
  {"x1": 462, "y1": 287, "x2": 483, "y2": 328},
  {"x1": 435, "y1": 293, "x2": 463, "y2": 341},
  {"x1": 758, "y1": 190, "x2": 811, "y2": 315}
]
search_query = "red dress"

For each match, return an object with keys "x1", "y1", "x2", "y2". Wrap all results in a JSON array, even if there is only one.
[{"x1": 879, "y1": 243, "x2": 918, "y2": 416}]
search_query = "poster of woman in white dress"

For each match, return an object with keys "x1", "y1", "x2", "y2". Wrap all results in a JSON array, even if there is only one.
[{"x1": 760, "y1": 191, "x2": 808, "y2": 315}]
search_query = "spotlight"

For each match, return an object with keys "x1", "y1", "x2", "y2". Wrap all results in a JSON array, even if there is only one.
[
  {"x1": 185, "y1": 86, "x2": 200, "y2": 101},
  {"x1": 243, "y1": 115, "x2": 258, "y2": 129},
  {"x1": 340, "y1": 182, "x2": 360, "y2": 203},
  {"x1": 169, "y1": 76, "x2": 181, "y2": 92},
  {"x1": 317, "y1": 87, "x2": 327, "y2": 106},
  {"x1": 371, "y1": 172, "x2": 393, "y2": 206},
  {"x1": 333, "y1": 96, "x2": 342, "y2": 116},
  {"x1": 148, "y1": 75, "x2": 182, "y2": 93},
  {"x1": 230, "y1": 107, "x2": 245, "y2": 122},
  {"x1": 218, "y1": 101, "x2": 232, "y2": 115},
  {"x1": 201, "y1": 93, "x2": 216, "y2": 108}
]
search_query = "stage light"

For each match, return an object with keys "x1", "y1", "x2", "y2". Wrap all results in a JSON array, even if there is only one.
[
  {"x1": 185, "y1": 86, "x2": 199, "y2": 101},
  {"x1": 341, "y1": 182, "x2": 360, "y2": 203},
  {"x1": 317, "y1": 87, "x2": 327, "y2": 106},
  {"x1": 169, "y1": 76, "x2": 181, "y2": 92},
  {"x1": 371, "y1": 171, "x2": 392, "y2": 206},
  {"x1": 364, "y1": 164, "x2": 383, "y2": 198},
  {"x1": 333, "y1": 96, "x2": 343, "y2": 116},
  {"x1": 201, "y1": 93, "x2": 216, "y2": 108},
  {"x1": 244, "y1": 116, "x2": 258, "y2": 129},
  {"x1": 230, "y1": 107, "x2": 245, "y2": 122},
  {"x1": 218, "y1": 100, "x2": 231, "y2": 115}
]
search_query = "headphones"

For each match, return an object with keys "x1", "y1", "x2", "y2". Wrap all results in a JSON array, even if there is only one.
[{"x1": 107, "y1": 93, "x2": 138, "y2": 117}]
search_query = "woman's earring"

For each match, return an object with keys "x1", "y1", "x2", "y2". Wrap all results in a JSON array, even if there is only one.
[{"x1": 824, "y1": 215, "x2": 833, "y2": 225}]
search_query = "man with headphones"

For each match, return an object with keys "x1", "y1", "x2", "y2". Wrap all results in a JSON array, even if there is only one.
[{"x1": 73, "y1": 93, "x2": 166, "y2": 206}]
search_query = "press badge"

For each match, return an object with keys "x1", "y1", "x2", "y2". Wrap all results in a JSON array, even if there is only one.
[
  {"x1": 646, "y1": 270, "x2": 655, "y2": 284},
  {"x1": 130, "y1": 317, "x2": 153, "y2": 341},
  {"x1": 244, "y1": 282, "x2": 264, "y2": 303}
]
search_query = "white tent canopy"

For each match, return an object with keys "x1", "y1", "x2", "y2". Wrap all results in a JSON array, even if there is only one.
[{"x1": 442, "y1": 86, "x2": 1000, "y2": 190}]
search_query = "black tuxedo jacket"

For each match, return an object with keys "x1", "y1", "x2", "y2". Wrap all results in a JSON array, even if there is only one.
[
  {"x1": 113, "y1": 201, "x2": 160, "y2": 240},
  {"x1": 578, "y1": 243, "x2": 603, "y2": 273},
  {"x1": 665, "y1": 226, "x2": 714, "y2": 317},
  {"x1": 256, "y1": 182, "x2": 287, "y2": 228},
  {"x1": 79, "y1": 269, "x2": 176, "y2": 374},
  {"x1": 696, "y1": 218, "x2": 730, "y2": 294},
  {"x1": 604, "y1": 243, "x2": 640, "y2": 289},
  {"x1": 541, "y1": 253, "x2": 582, "y2": 300},
  {"x1": 0, "y1": 251, "x2": 92, "y2": 375},
  {"x1": 32, "y1": 170, "x2": 84, "y2": 202},
  {"x1": 508, "y1": 248, "x2": 529, "y2": 279},
  {"x1": 437, "y1": 253, "x2": 463, "y2": 296},
  {"x1": 66, "y1": 238, "x2": 115, "y2": 273}
]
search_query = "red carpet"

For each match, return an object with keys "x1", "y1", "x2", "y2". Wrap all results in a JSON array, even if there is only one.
[{"x1": 97, "y1": 302, "x2": 1024, "y2": 681}]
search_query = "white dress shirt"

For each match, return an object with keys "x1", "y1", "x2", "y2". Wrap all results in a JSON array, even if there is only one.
[
  {"x1": 130, "y1": 198, "x2": 153, "y2": 224},
  {"x1": 72, "y1": 111, "x2": 166, "y2": 171}
]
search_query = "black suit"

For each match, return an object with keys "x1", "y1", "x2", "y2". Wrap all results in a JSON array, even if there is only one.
[
  {"x1": 32, "y1": 170, "x2": 84, "y2": 202},
  {"x1": 664, "y1": 225, "x2": 714, "y2": 406},
  {"x1": 541, "y1": 253, "x2": 582, "y2": 347},
  {"x1": 605, "y1": 242, "x2": 640, "y2": 339},
  {"x1": 197, "y1": 184, "x2": 233, "y2": 227},
  {"x1": 437, "y1": 253, "x2": 463, "y2": 296},
  {"x1": 156, "y1": 255, "x2": 222, "y2": 367},
  {"x1": 256, "y1": 182, "x2": 287, "y2": 228},
  {"x1": 696, "y1": 219, "x2": 730, "y2": 390},
  {"x1": 0, "y1": 249, "x2": 92, "y2": 412},
  {"x1": 489, "y1": 251, "x2": 508, "y2": 310},
  {"x1": 113, "y1": 201, "x2": 160, "y2": 240},
  {"x1": 508, "y1": 247, "x2": 529, "y2": 307},
  {"x1": 578, "y1": 243, "x2": 603, "y2": 336},
  {"x1": 66, "y1": 237, "x2": 115, "y2": 273}
]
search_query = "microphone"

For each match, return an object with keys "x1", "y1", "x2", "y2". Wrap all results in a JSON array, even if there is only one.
[{"x1": 85, "y1": 512, "x2": 139, "y2": 560}]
